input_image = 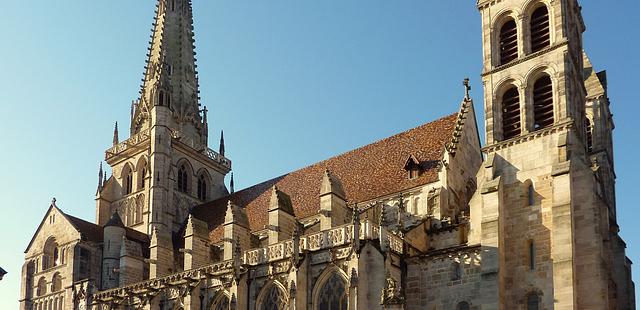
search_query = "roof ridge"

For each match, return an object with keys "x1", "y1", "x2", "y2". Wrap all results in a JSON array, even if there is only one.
[{"x1": 222, "y1": 112, "x2": 458, "y2": 200}]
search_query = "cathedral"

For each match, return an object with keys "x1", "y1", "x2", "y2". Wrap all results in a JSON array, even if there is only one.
[{"x1": 19, "y1": 0, "x2": 636, "y2": 309}]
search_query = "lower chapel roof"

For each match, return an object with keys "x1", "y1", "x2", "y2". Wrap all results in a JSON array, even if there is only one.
[{"x1": 191, "y1": 113, "x2": 459, "y2": 243}]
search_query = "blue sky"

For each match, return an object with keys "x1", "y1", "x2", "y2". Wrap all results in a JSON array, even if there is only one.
[{"x1": 1, "y1": 0, "x2": 638, "y2": 307}]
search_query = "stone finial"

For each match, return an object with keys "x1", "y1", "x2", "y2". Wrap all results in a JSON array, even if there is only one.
[
  {"x1": 51, "y1": 197, "x2": 57, "y2": 208},
  {"x1": 224, "y1": 200, "x2": 249, "y2": 228},
  {"x1": 113, "y1": 122, "x2": 119, "y2": 146},
  {"x1": 230, "y1": 172, "x2": 235, "y2": 194},
  {"x1": 320, "y1": 169, "x2": 346, "y2": 199},
  {"x1": 219, "y1": 130, "x2": 225, "y2": 157},
  {"x1": 97, "y1": 162, "x2": 104, "y2": 193},
  {"x1": 463, "y1": 78, "x2": 471, "y2": 101},
  {"x1": 269, "y1": 186, "x2": 295, "y2": 215}
]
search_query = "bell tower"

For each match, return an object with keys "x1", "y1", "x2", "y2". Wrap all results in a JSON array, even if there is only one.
[
  {"x1": 472, "y1": 0, "x2": 634, "y2": 308},
  {"x1": 96, "y1": 0, "x2": 232, "y2": 259}
]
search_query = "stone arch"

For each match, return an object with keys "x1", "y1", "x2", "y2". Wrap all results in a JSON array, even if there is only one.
[
  {"x1": 51, "y1": 272, "x2": 62, "y2": 292},
  {"x1": 491, "y1": 9, "x2": 521, "y2": 67},
  {"x1": 43, "y1": 237, "x2": 59, "y2": 270},
  {"x1": 121, "y1": 162, "x2": 135, "y2": 196},
  {"x1": 136, "y1": 156, "x2": 149, "y2": 190},
  {"x1": 522, "y1": 0, "x2": 554, "y2": 51},
  {"x1": 312, "y1": 266, "x2": 349, "y2": 310},
  {"x1": 208, "y1": 290, "x2": 231, "y2": 310},
  {"x1": 175, "y1": 158, "x2": 195, "y2": 194},
  {"x1": 196, "y1": 168, "x2": 212, "y2": 201},
  {"x1": 256, "y1": 280, "x2": 288, "y2": 310},
  {"x1": 37, "y1": 276, "x2": 46, "y2": 296}
]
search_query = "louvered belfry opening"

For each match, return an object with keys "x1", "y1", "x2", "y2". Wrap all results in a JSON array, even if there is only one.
[
  {"x1": 533, "y1": 75, "x2": 554, "y2": 130},
  {"x1": 530, "y1": 6, "x2": 550, "y2": 53},
  {"x1": 502, "y1": 87, "x2": 521, "y2": 140},
  {"x1": 586, "y1": 118, "x2": 594, "y2": 152},
  {"x1": 499, "y1": 19, "x2": 518, "y2": 65}
]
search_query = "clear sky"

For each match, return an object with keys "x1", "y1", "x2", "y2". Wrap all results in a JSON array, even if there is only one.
[{"x1": 1, "y1": 0, "x2": 638, "y2": 307}]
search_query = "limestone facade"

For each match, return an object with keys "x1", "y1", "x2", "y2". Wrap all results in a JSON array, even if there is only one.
[{"x1": 19, "y1": 0, "x2": 634, "y2": 309}]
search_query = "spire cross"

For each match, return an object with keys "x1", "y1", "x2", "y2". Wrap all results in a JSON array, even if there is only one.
[{"x1": 463, "y1": 78, "x2": 471, "y2": 100}]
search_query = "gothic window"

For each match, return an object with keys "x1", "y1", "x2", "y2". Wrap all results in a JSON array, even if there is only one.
[
  {"x1": 211, "y1": 295, "x2": 230, "y2": 310},
  {"x1": 529, "y1": 240, "x2": 536, "y2": 271},
  {"x1": 258, "y1": 283, "x2": 287, "y2": 310},
  {"x1": 527, "y1": 293, "x2": 540, "y2": 310},
  {"x1": 316, "y1": 273, "x2": 348, "y2": 310},
  {"x1": 585, "y1": 118, "x2": 594, "y2": 152},
  {"x1": 457, "y1": 301, "x2": 470, "y2": 310},
  {"x1": 51, "y1": 273, "x2": 62, "y2": 292},
  {"x1": 533, "y1": 75, "x2": 554, "y2": 130},
  {"x1": 530, "y1": 6, "x2": 550, "y2": 53},
  {"x1": 158, "y1": 90, "x2": 165, "y2": 106},
  {"x1": 138, "y1": 160, "x2": 148, "y2": 190},
  {"x1": 501, "y1": 86, "x2": 521, "y2": 140},
  {"x1": 122, "y1": 165, "x2": 133, "y2": 195},
  {"x1": 451, "y1": 261, "x2": 463, "y2": 281},
  {"x1": 197, "y1": 174, "x2": 208, "y2": 200},
  {"x1": 37, "y1": 277, "x2": 46, "y2": 296},
  {"x1": 177, "y1": 164, "x2": 189, "y2": 193},
  {"x1": 499, "y1": 18, "x2": 518, "y2": 65}
]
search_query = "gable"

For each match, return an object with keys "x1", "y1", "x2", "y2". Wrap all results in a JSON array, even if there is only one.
[{"x1": 24, "y1": 204, "x2": 82, "y2": 256}]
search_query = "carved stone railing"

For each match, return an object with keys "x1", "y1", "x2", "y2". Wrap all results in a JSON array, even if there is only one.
[
  {"x1": 92, "y1": 260, "x2": 234, "y2": 301},
  {"x1": 31, "y1": 291, "x2": 65, "y2": 309},
  {"x1": 105, "y1": 128, "x2": 151, "y2": 160},
  {"x1": 111, "y1": 191, "x2": 146, "y2": 226},
  {"x1": 243, "y1": 222, "x2": 402, "y2": 266},
  {"x1": 204, "y1": 148, "x2": 232, "y2": 169}
]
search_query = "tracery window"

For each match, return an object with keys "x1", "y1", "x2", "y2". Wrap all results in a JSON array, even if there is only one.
[
  {"x1": 258, "y1": 284, "x2": 287, "y2": 310},
  {"x1": 122, "y1": 165, "x2": 133, "y2": 195},
  {"x1": 533, "y1": 75, "x2": 554, "y2": 130},
  {"x1": 177, "y1": 164, "x2": 189, "y2": 193},
  {"x1": 316, "y1": 273, "x2": 348, "y2": 310},
  {"x1": 197, "y1": 174, "x2": 208, "y2": 200},
  {"x1": 530, "y1": 6, "x2": 550, "y2": 53},
  {"x1": 499, "y1": 18, "x2": 518, "y2": 65},
  {"x1": 501, "y1": 86, "x2": 521, "y2": 140}
]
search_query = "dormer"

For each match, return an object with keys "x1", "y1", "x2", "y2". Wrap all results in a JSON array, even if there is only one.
[{"x1": 404, "y1": 155, "x2": 422, "y2": 180}]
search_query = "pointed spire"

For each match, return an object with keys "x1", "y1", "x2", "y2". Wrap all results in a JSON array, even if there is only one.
[
  {"x1": 219, "y1": 130, "x2": 225, "y2": 156},
  {"x1": 113, "y1": 122, "x2": 119, "y2": 146},
  {"x1": 97, "y1": 162, "x2": 104, "y2": 193},
  {"x1": 230, "y1": 172, "x2": 235, "y2": 194}
]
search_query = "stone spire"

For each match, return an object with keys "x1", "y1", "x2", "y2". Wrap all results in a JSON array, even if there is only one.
[
  {"x1": 219, "y1": 130, "x2": 225, "y2": 156},
  {"x1": 97, "y1": 162, "x2": 104, "y2": 194},
  {"x1": 113, "y1": 122, "x2": 119, "y2": 146},
  {"x1": 230, "y1": 172, "x2": 235, "y2": 194},
  {"x1": 131, "y1": 0, "x2": 203, "y2": 136}
]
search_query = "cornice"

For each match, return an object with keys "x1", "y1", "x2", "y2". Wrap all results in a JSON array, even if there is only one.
[
  {"x1": 481, "y1": 41, "x2": 569, "y2": 77},
  {"x1": 482, "y1": 119, "x2": 574, "y2": 153}
]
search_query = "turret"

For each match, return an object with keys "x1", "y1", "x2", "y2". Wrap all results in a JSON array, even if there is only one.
[{"x1": 101, "y1": 212, "x2": 125, "y2": 290}]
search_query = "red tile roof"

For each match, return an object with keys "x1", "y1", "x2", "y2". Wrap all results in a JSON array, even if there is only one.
[
  {"x1": 65, "y1": 213, "x2": 150, "y2": 245},
  {"x1": 191, "y1": 113, "x2": 458, "y2": 243}
]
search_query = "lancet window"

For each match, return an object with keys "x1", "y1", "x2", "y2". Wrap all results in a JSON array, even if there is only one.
[
  {"x1": 501, "y1": 86, "x2": 521, "y2": 140},
  {"x1": 530, "y1": 6, "x2": 550, "y2": 52},
  {"x1": 258, "y1": 283, "x2": 287, "y2": 310},
  {"x1": 316, "y1": 273, "x2": 348, "y2": 310},
  {"x1": 533, "y1": 75, "x2": 554, "y2": 130},
  {"x1": 499, "y1": 18, "x2": 518, "y2": 65}
]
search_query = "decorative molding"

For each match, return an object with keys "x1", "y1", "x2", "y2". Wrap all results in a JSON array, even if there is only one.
[{"x1": 481, "y1": 41, "x2": 569, "y2": 77}]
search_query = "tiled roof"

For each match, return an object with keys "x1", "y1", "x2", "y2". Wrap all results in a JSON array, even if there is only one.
[
  {"x1": 191, "y1": 113, "x2": 458, "y2": 243},
  {"x1": 65, "y1": 213, "x2": 150, "y2": 245}
]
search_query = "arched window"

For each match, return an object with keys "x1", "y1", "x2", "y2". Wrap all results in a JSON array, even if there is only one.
[
  {"x1": 585, "y1": 118, "x2": 594, "y2": 152},
  {"x1": 138, "y1": 160, "x2": 148, "y2": 190},
  {"x1": 122, "y1": 165, "x2": 133, "y2": 195},
  {"x1": 258, "y1": 283, "x2": 287, "y2": 310},
  {"x1": 43, "y1": 237, "x2": 58, "y2": 269},
  {"x1": 530, "y1": 6, "x2": 550, "y2": 53},
  {"x1": 501, "y1": 86, "x2": 521, "y2": 140},
  {"x1": 457, "y1": 301, "x2": 470, "y2": 310},
  {"x1": 177, "y1": 164, "x2": 189, "y2": 193},
  {"x1": 316, "y1": 273, "x2": 348, "y2": 310},
  {"x1": 51, "y1": 273, "x2": 62, "y2": 292},
  {"x1": 451, "y1": 261, "x2": 463, "y2": 281},
  {"x1": 37, "y1": 277, "x2": 46, "y2": 296},
  {"x1": 533, "y1": 75, "x2": 554, "y2": 130},
  {"x1": 527, "y1": 293, "x2": 540, "y2": 310},
  {"x1": 158, "y1": 90, "x2": 165, "y2": 106},
  {"x1": 210, "y1": 294, "x2": 230, "y2": 310},
  {"x1": 499, "y1": 18, "x2": 518, "y2": 65},
  {"x1": 197, "y1": 174, "x2": 208, "y2": 200}
]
